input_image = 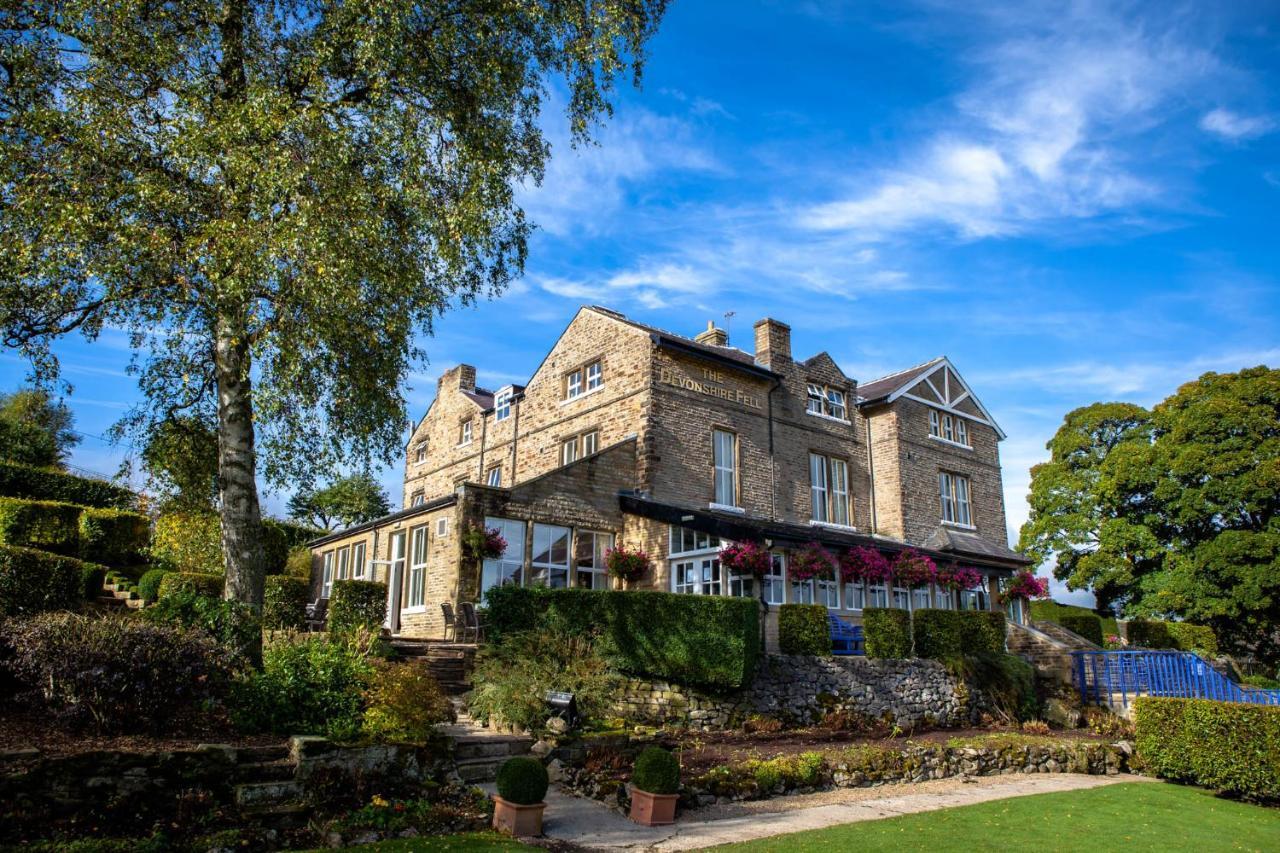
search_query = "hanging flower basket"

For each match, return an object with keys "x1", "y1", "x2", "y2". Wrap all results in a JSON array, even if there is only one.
[
  {"x1": 462, "y1": 525, "x2": 506, "y2": 561},
  {"x1": 840, "y1": 546, "x2": 892, "y2": 584},
  {"x1": 719, "y1": 540, "x2": 772, "y2": 578},
  {"x1": 892, "y1": 549, "x2": 938, "y2": 587},
  {"x1": 605, "y1": 545, "x2": 650, "y2": 583},
  {"x1": 998, "y1": 570, "x2": 1050, "y2": 603},
  {"x1": 945, "y1": 565, "x2": 984, "y2": 591},
  {"x1": 789, "y1": 541, "x2": 836, "y2": 581}
]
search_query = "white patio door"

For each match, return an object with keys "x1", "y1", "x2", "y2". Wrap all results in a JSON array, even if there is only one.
[{"x1": 385, "y1": 531, "x2": 407, "y2": 634}]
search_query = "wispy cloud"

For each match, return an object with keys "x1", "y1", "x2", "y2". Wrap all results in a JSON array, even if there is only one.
[{"x1": 1199, "y1": 108, "x2": 1274, "y2": 141}]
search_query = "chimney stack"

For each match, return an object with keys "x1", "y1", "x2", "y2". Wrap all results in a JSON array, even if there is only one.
[
  {"x1": 437, "y1": 364, "x2": 477, "y2": 395},
  {"x1": 753, "y1": 318, "x2": 791, "y2": 368},
  {"x1": 694, "y1": 320, "x2": 729, "y2": 348}
]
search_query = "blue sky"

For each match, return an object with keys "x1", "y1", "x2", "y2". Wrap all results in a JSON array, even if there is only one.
[{"x1": 4, "y1": 1, "x2": 1279, "y2": 604}]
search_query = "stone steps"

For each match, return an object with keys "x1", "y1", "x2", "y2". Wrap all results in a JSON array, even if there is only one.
[
  {"x1": 1007, "y1": 622, "x2": 1075, "y2": 684},
  {"x1": 448, "y1": 731, "x2": 534, "y2": 783},
  {"x1": 391, "y1": 640, "x2": 477, "y2": 695}
]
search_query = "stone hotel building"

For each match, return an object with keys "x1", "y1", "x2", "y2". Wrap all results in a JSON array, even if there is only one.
[{"x1": 308, "y1": 306, "x2": 1030, "y2": 644}]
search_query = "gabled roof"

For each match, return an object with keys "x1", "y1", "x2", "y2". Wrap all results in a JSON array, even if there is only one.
[
  {"x1": 590, "y1": 306, "x2": 780, "y2": 379},
  {"x1": 858, "y1": 356, "x2": 1005, "y2": 440}
]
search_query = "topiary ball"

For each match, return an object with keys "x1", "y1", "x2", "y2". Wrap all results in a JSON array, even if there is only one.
[
  {"x1": 632, "y1": 746, "x2": 680, "y2": 795},
  {"x1": 495, "y1": 756, "x2": 549, "y2": 805}
]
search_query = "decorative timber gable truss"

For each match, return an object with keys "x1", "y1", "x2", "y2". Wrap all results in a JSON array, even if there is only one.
[{"x1": 860, "y1": 356, "x2": 1006, "y2": 440}]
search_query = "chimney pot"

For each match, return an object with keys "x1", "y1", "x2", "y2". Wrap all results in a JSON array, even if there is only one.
[
  {"x1": 753, "y1": 318, "x2": 791, "y2": 368},
  {"x1": 694, "y1": 321, "x2": 729, "y2": 348}
]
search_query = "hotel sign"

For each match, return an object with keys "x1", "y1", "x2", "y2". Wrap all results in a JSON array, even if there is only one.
[{"x1": 658, "y1": 365, "x2": 764, "y2": 409}]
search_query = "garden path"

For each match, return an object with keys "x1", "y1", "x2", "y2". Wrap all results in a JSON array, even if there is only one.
[{"x1": 534, "y1": 773, "x2": 1154, "y2": 851}]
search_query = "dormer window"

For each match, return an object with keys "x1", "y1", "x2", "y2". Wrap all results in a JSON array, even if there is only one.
[
  {"x1": 929, "y1": 409, "x2": 970, "y2": 447},
  {"x1": 565, "y1": 359, "x2": 602, "y2": 400},
  {"x1": 495, "y1": 388, "x2": 512, "y2": 422},
  {"x1": 806, "y1": 383, "x2": 847, "y2": 421}
]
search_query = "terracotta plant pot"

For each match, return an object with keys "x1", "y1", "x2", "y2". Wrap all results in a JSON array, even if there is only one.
[
  {"x1": 630, "y1": 788, "x2": 679, "y2": 826},
  {"x1": 492, "y1": 795, "x2": 546, "y2": 837}
]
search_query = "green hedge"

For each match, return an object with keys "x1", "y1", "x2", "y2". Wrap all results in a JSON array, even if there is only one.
[
  {"x1": 1135, "y1": 697, "x2": 1280, "y2": 801},
  {"x1": 1030, "y1": 599, "x2": 1119, "y2": 640},
  {"x1": 964, "y1": 611, "x2": 1007, "y2": 655},
  {"x1": 1056, "y1": 614, "x2": 1105, "y2": 646},
  {"x1": 79, "y1": 564, "x2": 106, "y2": 601},
  {"x1": 910, "y1": 609, "x2": 1007, "y2": 660},
  {"x1": 78, "y1": 507, "x2": 150, "y2": 567},
  {"x1": 0, "y1": 543, "x2": 92, "y2": 616},
  {"x1": 0, "y1": 460, "x2": 136, "y2": 509},
  {"x1": 485, "y1": 586, "x2": 761, "y2": 689},
  {"x1": 157, "y1": 571, "x2": 224, "y2": 601},
  {"x1": 264, "y1": 575, "x2": 311, "y2": 631},
  {"x1": 328, "y1": 579, "x2": 387, "y2": 634},
  {"x1": 1127, "y1": 620, "x2": 1219, "y2": 656},
  {"x1": 151, "y1": 511, "x2": 318, "y2": 575},
  {"x1": 778, "y1": 604, "x2": 829, "y2": 656},
  {"x1": 137, "y1": 567, "x2": 170, "y2": 603},
  {"x1": 863, "y1": 607, "x2": 912, "y2": 659},
  {"x1": 0, "y1": 497, "x2": 83, "y2": 556}
]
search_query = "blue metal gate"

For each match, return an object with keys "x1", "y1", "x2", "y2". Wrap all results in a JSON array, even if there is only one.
[{"x1": 1072, "y1": 650, "x2": 1280, "y2": 709}]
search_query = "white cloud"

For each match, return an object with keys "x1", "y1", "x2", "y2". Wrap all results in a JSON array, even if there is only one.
[{"x1": 1199, "y1": 107, "x2": 1274, "y2": 141}]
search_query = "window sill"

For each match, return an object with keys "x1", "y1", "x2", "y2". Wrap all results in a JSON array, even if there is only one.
[
  {"x1": 809, "y1": 519, "x2": 858, "y2": 532},
  {"x1": 806, "y1": 410, "x2": 852, "y2": 425},
  {"x1": 559, "y1": 385, "x2": 605, "y2": 407},
  {"x1": 401, "y1": 606, "x2": 428, "y2": 615},
  {"x1": 942, "y1": 520, "x2": 977, "y2": 531},
  {"x1": 928, "y1": 434, "x2": 972, "y2": 450},
  {"x1": 456, "y1": 440, "x2": 472, "y2": 448},
  {"x1": 709, "y1": 502, "x2": 745, "y2": 515}
]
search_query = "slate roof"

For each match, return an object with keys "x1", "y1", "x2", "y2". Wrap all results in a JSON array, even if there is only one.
[
  {"x1": 922, "y1": 525, "x2": 1030, "y2": 565},
  {"x1": 856, "y1": 357, "x2": 946, "y2": 403}
]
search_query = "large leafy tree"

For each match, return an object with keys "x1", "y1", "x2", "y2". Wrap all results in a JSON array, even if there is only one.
[
  {"x1": 1, "y1": 0, "x2": 667, "y2": 609},
  {"x1": 138, "y1": 416, "x2": 221, "y2": 511},
  {"x1": 1019, "y1": 367, "x2": 1280, "y2": 659},
  {"x1": 288, "y1": 472, "x2": 390, "y2": 531},
  {"x1": 0, "y1": 387, "x2": 81, "y2": 466}
]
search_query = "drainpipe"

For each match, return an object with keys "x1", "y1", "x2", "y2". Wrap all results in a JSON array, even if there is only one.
[
  {"x1": 477, "y1": 413, "x2": 488, "y2": 480},
  {"x1": 510, "y1": 395, "x2": 522, "y2": 483},
  {"x1": 864, "y1": 411, "x2": 878, "y2": 535}
]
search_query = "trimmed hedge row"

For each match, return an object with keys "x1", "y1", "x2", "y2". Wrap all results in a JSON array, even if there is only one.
[
  {"x1": 157, "y1": 571, "x2": 224, "y2": 601},
  {"x1": 778, "y1": 604, "x2": 829, "y2": 656},
  {"x1": 1135, "y1": 696, "x2": 1280, "y2": 801},
  {"x1": 0, "y1": 497, "x2": 149, "y2": 566},
  {"x1": 1127, "y1": 620, "x2": 1218, "y2": 656},
  {"x1": 150, "y1": 511, "x2": 319, "y2": 575},
  {"x1": 865, "y1": 607, "x2": 1005, "y2": 659},
  {"x1": 80, "y1": 564, "x2": 107, "y2": 601},
  {"x1": 485, "y1": 586, "x2": 761, "y2": 689},
  {"x1": 1056, "y1": 614, "x2": 1105, "y2": 646},
  {"x1": 328, "y1": 579, "x2": 386, "y2": 634},
  {"x1": 0, "y1": 543, "x2": 101, "y2": 616},
  {"x1": 78, "y1": 507, "x2": 151, "y2": 567},
  {"x1": 863, "y1": 608, "x2": 912, "y2": 658},
  {"x1": 264, "y1": 576, "x2": 310, "y2": 630},
  {"x1": 0, "y1": 460, "x2": 136, "y2": 509},
  {"x1": 138, "y1": 568, "x2": 170, "y2": 603},
  {"x1": 1029, "y1": 599, "x2": 1119, "y2": 641}
]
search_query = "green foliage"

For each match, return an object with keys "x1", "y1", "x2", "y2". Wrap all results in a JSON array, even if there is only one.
[
  {"x1": 863, "y1": 608, "x2": 912, "y2": 659},
  {"x1": 285, "y1": 545, "x2": 315, "y2": 579},
  {"x1": 144, "y1": 588, "x2": 261, "y2": 664},
  {"x1": 157, "y1": 571, "x2": 224, "y2": 601},
  {"x1": 1242, "y1": 674, "x2": 1280, "y2": 689},
  {"x1": 361, "y1": 661, "x2": 454, "y2": 743},
  {"x1": 0, "y1": 497, "x2": 82, "y2": 555},
  {"x1": 1030, "y1": 599, "x2": 1119, "y2": 639},
  {"x1": 0, "y1": 543, "x2": 86, "y2": 615},
  {"x1": 79, "y1": 563, "x2": 106, "y2": 600},
  {"x1": 0, "y1": 388, "x2": 79, "y2": 466},
  {"x1": 945, "y1": 652, "x2": 1038, "y2": 723},
  {"x1": 233, "y1": 635, "x2": 376, "y2": 739},
  {"x1": 263, "y1": 575, "x2": 310, "y2": 631},
  {"x1": 139, "y1": 416, "x2": 219, "y2": 510},
  {"x1": 495, "y1": 757, "x2": 549, "y2": 805},
  {"x1": 137, "y1": 568, "x2": 170, "y2": 604},
  {"x1": 1057, "y1": 614, "x2": 1105, "y2": 646},
  {"x1": 1019, "y1": 369, "x2": 1280, "y2": 662},
  {"x1": 78, "y1": 507, "x2": 150, "y2": 567},
  {"x1": 468, "y1": 627, "x2": 618, "y2": 735},
  {"x1": 909, "y1": 610, "x2": 1006, "y2": 659},
  {"x1": 1135, "y1": 697, "x2": 1280, "y2": 801},
  {"x1": 1127, "y1": 620, "x2": 1219, "y2": 656},
  {"x1": 289, "y1": 473, "x2": 391, "y2": 531},
  {"x1": 964, "y1": 611, "x2": 1008, "y2": 655},
  {"x1": 151, "y1": 511, "x2": 311, "y2": 575},
  {"x1": 329, "y1": 579, "x2": 388, "y2": 634},
  {"x1": 778, "y1": 604, "x2": 830, "y2": 656},
  {"x1": 1, "y1": 611, "x2": 234, "y2": 732},
  {"x1": 632, "y1": 746, "x2": 681, "y2": 795},
  {"x1": 483, "y1": 586, "x2": 760, "y2": 689},
  {"x1": 0, "y1": 460, "x2": 136, "y2": 509}
]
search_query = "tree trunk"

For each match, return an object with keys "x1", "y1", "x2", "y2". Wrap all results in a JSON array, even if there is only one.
[{"x1": 215, "y1": 313, "x2": 266, "y2": 611}]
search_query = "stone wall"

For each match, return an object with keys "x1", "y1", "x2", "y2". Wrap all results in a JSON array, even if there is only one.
[{"x1": 613, "y1": 654, "x2": 971, "y2": 731}]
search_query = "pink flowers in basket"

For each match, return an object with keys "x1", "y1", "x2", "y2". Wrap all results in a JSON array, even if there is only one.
[
  {"x1": 789, "y1": 541, "x2": 837, "y2": 581},
  {"x1": 605, "y1": 545, "x2": 650, "y2": 583},
  {"x1": 938, "y1": 565, "x2": 984, "y2": 591},
  {"x1": 839, "y1": 546, "x2": 892, "y2": 584},
  {"x1": 891, "y1": 548, "x2": 938, "y2": 587},
  {"x1": 1001, "y1": 570, "x2": 1050, "y2": 602},
  {"x1": 719, "y1": 540, "x2": 772, "y2": 578}
]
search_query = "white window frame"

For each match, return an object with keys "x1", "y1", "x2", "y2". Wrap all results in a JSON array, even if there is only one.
[
  {"x1": 806, "y1": 383, "x2": 825, "y2": 415},
  {"x1": 929, "y1": 409, "x2": 940, "y2": 437},
  {"x1": 459, "y1": 420, "x2": 472, "y2": 446},
  {"x1": 843, "y1": 579, "x2": 866, "y2": 612},
  {"x1": 826, "y1": 388, "x2": 846, "y2": 420},
  {"x1": 911, "y1": 586, "x2": 932, "y2": 611},
  {"x1": 934, "y1": 586, "x2": 955, "y2": 609},
  {"x1": 791, "y1": 575, "x2": 815, "y2": 605},
  {"x1": 817, "y1": 575, "x2": 840, "y2": 610},
  {"x1": 582, "y1": 430, "x2": 598, "y2": 456},
  {"x1": 336, "y1": 546, "x2": 350, "y2": 581},
  {"x1": 585, "y1": 360, "x2": 603, "y2": 391},
  {"x1": 565, "y1": 368, "x2": 584, "y2": 399},
  {"x1": 810, "y1": 452, "x2": 829, "y2": 522},
  {"x1": 810, "y1": 454, "x2": 851, "y2": 526},
  {"x1": 414, "y1": 442, "x2": 428, "y2": 464},
  {"x1": 494, "y1": 389, "x2": 512, "y2": 421},
  {"x1": 486, "y1": 466, "x2": 501, "y2": 487},
  {"x1": 961, "y1": 576, "x2": 989, "y2": 611},
  {"x1": 531, "y1": 523, "x2": 571, "y2": 588},
  {"x1": 410, "y1": 490, "x2": 425, "y2": 507},
  {"x1": 806, "y1": 382, "x2": 850, "y2": 422},
  {"x1": 670, "y1": 525, "x2": 715, "y2": 556},
  {"x1": 352, "y1": 541, "x2": 367, "y2": 580},
  {"x1": 712, "y1": 429, "x2": 738, "y2": 508},
  {"x1": 868, "y1": 583, "x2": 889, "y2": 609},
  {"x1": 956, "y1": 418, "x2": 969, "y2": 446},
  {"x1": 561, "y1": 436, "x2": 579, "y2": 465},
  {"x1": 892, "y1": 586, "x2": 910, "y2": 609},
  {"x1": 764, "y1": 553, "x2": 785, "y2": 605},
  {"x1": 322, "y1": 551, "x2": 334, "y2": 598},
  {"x1": 406, "y1": 526, "x2": 428, "y2": 610},
  {"x1": 673, "y1": 555, "x2": 721, "y2": 596},
  {"x1": 481, "y1": 517, "x2": 526, "y2": 592},
  {"x1": 575, "y1": 530, "x2": 612, "y2": 590},
  {"x1": 941, "y1": 471, "x2": 973, "y2": 527}
]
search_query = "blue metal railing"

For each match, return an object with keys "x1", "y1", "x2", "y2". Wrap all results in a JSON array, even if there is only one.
[{"x1": 1072, "y1": 650, "x2": 1280, "y2": 709}]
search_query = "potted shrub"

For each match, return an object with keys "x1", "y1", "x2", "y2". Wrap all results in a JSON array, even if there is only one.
[
  {"x1": 629, "y1": 746, "x2": 680, "y2": 826},
  {"x1": 492, "y1": 756, "x2": 549, "y2": 837}
]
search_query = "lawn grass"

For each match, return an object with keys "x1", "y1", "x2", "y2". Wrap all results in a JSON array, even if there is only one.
[{"x1": 713, "y1": 783, "x2": 1280, "y2": 852}]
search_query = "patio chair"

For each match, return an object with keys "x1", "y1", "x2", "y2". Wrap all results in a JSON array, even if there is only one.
[
  {"x1": 305, "y1": 597, "x2": 328, "y2": 632},
  {"x1": 829, "y1": 613, "x2": 865, "y2": 656},
  {"x1": 441, "y1": 601, "x2": 458, "y2": 642},
  {"x1": 458, "y1": 601, "x2": 484, "y2": 643}
]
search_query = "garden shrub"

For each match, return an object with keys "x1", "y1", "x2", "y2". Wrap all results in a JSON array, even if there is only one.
[
  {"x1": 0, "y1": 543, "x2": 88, "y2": 615},
  {"x1": 263, "y1": 575, "x2": 310, "y2": 630},
  {"x1": 912, "y1": 609, "x2": 962, "y2": 659},
  {"x1": 484, "y1": 586, "x2": 760, "y2": 689},
  {"x1": 362, "y1": 661, "x2": 454, "y2": 743},
  {"x1": 232, "y1": 633, "x2": 375, "y2": 739},
  {"x1": 1127, "y1": 620, "x2": 1219, "y2": 656},
  {"x1": 1056, "y1": 613, "x2": 1105, "y2": 646},
  {"x1": 495, "y1": 756, "x2": 548, "y2": 805},
  {"x1": 1029, "y1": 599, "x2": 1119, "y2": 639},
  {"x1": 1135, "y1": 696, "x2": 1280, "y2": 801},
  {"x1": 1, "y1": 611, "x2": 234, "y2": 732},
  {"x1": 863, "y1": 607, "x2": 911, "y2": 658},
  {"x1": 329, "y1": 579, "x2": 388, "y2": 634},
  {"x1": 632, "y1": 746, "x2": 680, "y2": 794},
  {"x1": 469, "y1": 627, "x2": 618, "y2": 735},
  {"x1": 1242, "y1": 674, "x2": 1280, "y2": 689},
  {"x1": 778, "y1": 604, "x2": 830, "y2": 656},
  {"x1": 961, "y1": 610, "x2": 1007, "y2": 655},
  {"x1": 79, "y1": 563, "x2": 106, "y2": 600},
  {"x1": 946, "y1": 652, "x2": 1038, "y2": 722},
  {"x1": 78, "y1": 507, "x2": 150, "y2": 566},
  {"x1": 158, "y1": 570, "x2": 224, "y2": 601},
  {"x1": 284, "y1": 544, "x2": 315, "y2": 579},
  {"x1": 150, "y1": 511, "x2": 223, "y2": 573},
  {"x1": 144, "y1": 588, "x2": 261, "y2": 663},
  {"x1": 137, "y1": 567, "x2": 170, "y2": 603},
  {"x1": 0, "y1": 459, "x2": 136, "y2": 509},
  {"x1": 0, "y1": 497, "x2": 82, "y2": 555}
]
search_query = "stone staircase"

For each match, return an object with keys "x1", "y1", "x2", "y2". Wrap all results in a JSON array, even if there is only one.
[
  {"x1": 1006, "y1": 621, "x2": 1078, "y2": 684},
  {"x1": 93, "y1": 579, "x2": 144, "y2": 611},
  {"x1": 390, "y1": 639, "x2": 477, "y2": 696},
  {"x1": 230, "y1": 743, "x2": 310, "y2": 823},
  {"x1": 1032, "y1": 620, "x2": 1101, "y2": 652},
  {"x1": 445, "y1": 713, "x2": 535, "y2": 784}
]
